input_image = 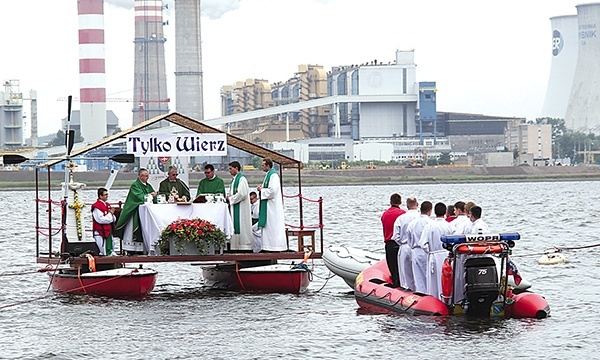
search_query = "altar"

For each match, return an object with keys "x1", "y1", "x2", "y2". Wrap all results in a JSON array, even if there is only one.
[{"x1": 138, "y1": 203, "x2": 233, "y2": 255}]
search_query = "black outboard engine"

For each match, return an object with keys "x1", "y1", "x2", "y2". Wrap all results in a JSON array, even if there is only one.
[{"x1": 464, "y1": 257, "x2": 499, "y2": 317}]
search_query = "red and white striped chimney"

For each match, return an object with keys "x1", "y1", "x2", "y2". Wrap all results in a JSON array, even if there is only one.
[{"x1": 78, "y1": 0, "x2": 107, "y2": 142}]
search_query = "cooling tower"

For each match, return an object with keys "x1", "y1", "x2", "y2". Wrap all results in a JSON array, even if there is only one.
[
  {"x1": 565, "y1": 3, "x2": 600, "y2": 133},
  {"x1": 78, "y1": 0, "x2": 107, "y2": 142},
  {"x1": 541, "y1": 15, "x2": 578, "y2": 120},
  {"x1": 175, "y1": 0, "x2": 204, "y2": 121},
  {"x1": 132, "y1": 0, "x2": 170, "y2": 125}
]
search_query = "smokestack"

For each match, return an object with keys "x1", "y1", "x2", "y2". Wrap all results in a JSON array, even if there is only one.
[
  {"x1": 78, "y1": 0, "x2": 107, "y2": 142},
  {"x1": 132, "y1": 0, "x2": 170, "y2": 125},
  {"x1": 541, "y1": 15, "x2": 578, "y2": 120},
  {"x1": 565, "y1": 3, "x2": 600, "y2": 133},
  {"x1": 175, "y1": 0, "x2": 204, "y2": 121}
]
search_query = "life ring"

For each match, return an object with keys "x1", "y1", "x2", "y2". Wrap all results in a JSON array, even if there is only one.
[{"x1": 455, "y1": 243, "x2": 504, "y2": 255}]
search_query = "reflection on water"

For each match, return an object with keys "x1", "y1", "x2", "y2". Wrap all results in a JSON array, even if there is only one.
[{"x1": 1, "y1": 181, "x2": 600, "y2": 358}]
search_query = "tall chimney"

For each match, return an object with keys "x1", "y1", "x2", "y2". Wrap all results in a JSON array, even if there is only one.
[
  {"x1": 78, "y1": 0, "x2": 107, "y2": 142},
  {"x1": 132, "y1": 0, "x2": 170, "y2": 125},
  {"x1": 175, "y1": 0, "x2": 204, "y2": 121}
]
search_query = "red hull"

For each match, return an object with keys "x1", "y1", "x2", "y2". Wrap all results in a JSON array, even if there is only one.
[
  {"x1": 48, "y1": 268, "x2": 157, "y2": 297},
  {"x1": 355, "y1": 260, "x2": 550, "y2": 318},
  {"x1": 505, "y1": 292, "x2": 551, "y2": 319},
  {"x1": 202, "y1": 264, "x2": 311, "y2": 294},
  {"x1": 355, "y1": 260, "x2": 450, "y2": 316}
]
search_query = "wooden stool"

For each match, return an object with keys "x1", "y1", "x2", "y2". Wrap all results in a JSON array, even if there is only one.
[{"x1": 286, "y1": 229, "x2": 316, "y2": 252}]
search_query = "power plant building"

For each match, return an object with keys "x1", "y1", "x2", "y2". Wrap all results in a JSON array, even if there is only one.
[
  {"x1": 564, "y1": 3, "x2": 600, "y2": 133},
  {"x1": 0, "y1": 80, "x2": 25, "y2": 149},
  {"x1": 541, "y1": 15, "x2": 579, "y2": 120}
]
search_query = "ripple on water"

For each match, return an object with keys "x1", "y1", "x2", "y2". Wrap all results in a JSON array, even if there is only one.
[{"x1": 1, "y1": 182, "x2": 600, "y2": 358}]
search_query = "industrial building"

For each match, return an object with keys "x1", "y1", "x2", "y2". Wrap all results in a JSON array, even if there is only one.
[
  {"x1": 543, "y1": 3, "x2": 600, "y2": 134},
  {"x1": 60, "y1": 111, "x2": 120, "y2": 139},
  {"x1": 219, "y1": 50, "x2": 542, "y2": 165},
  {"x1": 0, "y1": 80, "x2": 26, "y2": 149},
  {"x1": 541, "y1": 15, "x2": 578, "y2": 120}
]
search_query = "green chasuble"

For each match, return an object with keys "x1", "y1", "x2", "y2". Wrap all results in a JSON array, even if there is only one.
[
  {"x1": 231, "y1": 173, "x2": 242, "y2": 234},
  {"x1": 158, "y1": 178, "x2": 191, "y2": 200},
  {"x1": 196, "y1": 176, "x2": 226, "y2": 197},
  {"x1": 113, "y1": 178, "x2": 155, "y2": 244},
  {"x1": 258, "y1": 168, "x2": 276, "y2": 228}
]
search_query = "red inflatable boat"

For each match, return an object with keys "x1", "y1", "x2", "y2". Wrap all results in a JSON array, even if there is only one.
[{"x1": 355, "y1": 233, "x2": 550, "y2": 319}]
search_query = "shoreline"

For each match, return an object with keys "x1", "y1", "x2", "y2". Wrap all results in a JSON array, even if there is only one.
[{"x1": 1, "y1": 165, "x2": 600, "y2": 190}]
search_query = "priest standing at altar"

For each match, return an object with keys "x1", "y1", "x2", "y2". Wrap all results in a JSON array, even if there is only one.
[
  {"x1": 113, "y1": 168, "x2": 157, "y2": 254},
  {"x1": 226, "y1": 161, "x2": 253, "y2": 251},
  {"x1": 257, "y1": 158, "x2": 287, "y2": 252},
  {"x1": 158, "y1": 166, "x2": 190, "y2": 201}
]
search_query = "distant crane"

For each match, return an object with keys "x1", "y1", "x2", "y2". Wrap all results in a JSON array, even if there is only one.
[{"x1": 57, "y1": 95, "x2": 170, "y2": 124}]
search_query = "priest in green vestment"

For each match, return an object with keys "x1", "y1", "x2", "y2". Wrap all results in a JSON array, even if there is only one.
[
  {"x1": 196, "y1": 164, "x2": 226, "y2": 196},
  {"x1": 226, "y1": 161, "x2": 253, "y2": 251},
  {"x1": 113, "y1": 168, "x2": 157, "y2": 254},
  {"x1": 257, "y1": 158, "x2": 287, "y2": 251},
  {"x1": 158, "y1": 166, "x2": 190, "y2": 201}
]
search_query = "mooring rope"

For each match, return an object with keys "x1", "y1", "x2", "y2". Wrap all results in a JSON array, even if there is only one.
[
  {"x1": 0, "y1": 269, "x2": 137, "y2": 311},
  {"x1": 513, "y1": 242, "x2": 600, "y2": 258}
]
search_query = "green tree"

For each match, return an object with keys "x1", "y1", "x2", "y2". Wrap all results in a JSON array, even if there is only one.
[
  {"x1": 438, "y1": 152, "x2": 453, "y2": 165},
  {"x1": 49, "y1": 130, "x2": 84, "y2": 147}
]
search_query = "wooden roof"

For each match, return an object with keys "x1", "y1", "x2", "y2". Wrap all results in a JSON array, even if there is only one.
[{"x1": 41, "y1": 112, "x2": 302, "y2": 169}]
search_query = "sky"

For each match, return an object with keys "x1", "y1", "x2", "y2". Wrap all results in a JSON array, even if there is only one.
[{"x1": 0, "y1": 0, "x2": 586, "y2": 138}]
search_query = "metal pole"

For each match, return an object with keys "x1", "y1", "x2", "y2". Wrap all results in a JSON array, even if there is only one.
[
  {"x1": 298, "y1": 165, "x2": 303, "y2": 229},
  {"x1": 35, "y1": 167, "x2": 39, "y2": 257}
]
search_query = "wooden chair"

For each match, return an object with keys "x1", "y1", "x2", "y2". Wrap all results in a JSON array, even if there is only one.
[{"x1": 286, "y1": 229, "x2": 316, "y2": 252}]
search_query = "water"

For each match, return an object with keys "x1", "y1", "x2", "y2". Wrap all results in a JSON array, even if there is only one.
[{"x1": 1, "y1": 181, "x2": 600, "y2": 359}]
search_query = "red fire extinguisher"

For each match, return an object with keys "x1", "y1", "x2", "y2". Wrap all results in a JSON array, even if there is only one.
[{"x1": 441, "y1": 257, "x2": 453, "y2": 304}]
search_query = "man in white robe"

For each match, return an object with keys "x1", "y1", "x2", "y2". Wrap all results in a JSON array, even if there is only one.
[
  {"x1": 227, "y1": 161, "x2": 253, "y2": 251},
  {"x1": 468, "y1": 205, "x2": 490, "y2": 234},
  {"x1": 451, "y1": 201, "x2": 472, "y2": 235},
  {"x1": 257, "y1": 158, "x2": 287, "y2": 251},
  {"x1": 393, "y1": 197, "x2": 420, "y2": 290},
  {"x1": 419, "y1": 202, "x2": 454, "y2": 299},
  {"x1": 408, "y1": 201, "x2": 433, "y2": 294}
]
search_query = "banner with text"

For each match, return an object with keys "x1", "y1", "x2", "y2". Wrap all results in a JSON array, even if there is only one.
[{"x1": 127, "y1": 133, "x2": 227, "y2": 157}]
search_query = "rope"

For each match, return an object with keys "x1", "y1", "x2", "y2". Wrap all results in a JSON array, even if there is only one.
[
  {"x1": 235, "y1": 262, "x2": 246, "y2": 291},
  {"x1": 0, "y1": 265, "x2": 54, "y2": 277},
  {"x1": 559, "y1": 243, "x2": 600, "y2": 251},
  {"x1": 282, "y1": 193, "x2": 322, "y2": 203},
  {"x1": 513, "y1": 242, "x2": 600, "y2": 258},
  {"x1": 35, "y1": 226, "x2": 65, "y2": 237},
  {"x1": 0, "y1": 269, "x2": 136, "y2": 311},
  {"x1": 284, "y1": 223, "x2": 323, "y2": 229},
  {"x1": 311, "y1": 271, "x2": 336, "y2": 292},
  {"x1": 36, "y1": 198, "x2": 63, "y2": 206}
]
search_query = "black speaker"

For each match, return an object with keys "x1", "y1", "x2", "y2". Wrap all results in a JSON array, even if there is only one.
[{"x1": 64, "y1": 241, "x2": 100, "y2": 257}]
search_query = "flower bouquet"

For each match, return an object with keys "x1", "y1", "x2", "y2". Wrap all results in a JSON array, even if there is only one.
[{"x1": 158, "y1": 218, "x2": 226, "y2": 255}]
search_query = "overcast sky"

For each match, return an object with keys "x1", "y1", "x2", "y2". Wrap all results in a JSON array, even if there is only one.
[{"x1": 0, "y1": 0, "x2": 585, "y2": 137}]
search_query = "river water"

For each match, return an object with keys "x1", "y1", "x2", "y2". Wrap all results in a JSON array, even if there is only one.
[{"x1": 0, "y1": 180, "x2": 599, "y2": 359}]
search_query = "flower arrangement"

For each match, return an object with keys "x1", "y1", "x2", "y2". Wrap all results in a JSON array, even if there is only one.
[
  {"x1": 68, "y1": 190, "x2": 85, "y2": 240},
  {"x1": 158, "y1": 218, "x2": 226, "y2": 255}
]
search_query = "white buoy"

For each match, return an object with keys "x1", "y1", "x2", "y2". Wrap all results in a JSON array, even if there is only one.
[{"x1": 538, "y1": 252, "x2": 567, "y2": 265}]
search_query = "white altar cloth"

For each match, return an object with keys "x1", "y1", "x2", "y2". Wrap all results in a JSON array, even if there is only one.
[{"x1": 139, "y1": 203, "x2": 233, "y2": 255}]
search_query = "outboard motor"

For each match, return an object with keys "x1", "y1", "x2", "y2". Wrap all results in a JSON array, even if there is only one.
[{"x1": 464, "y1": 257, "x2": 499, "y2": 317}]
